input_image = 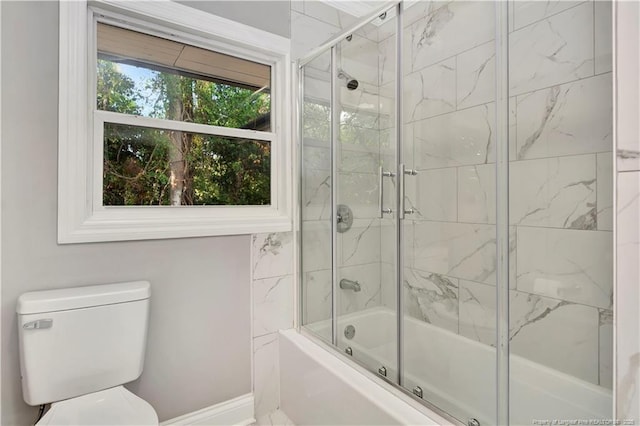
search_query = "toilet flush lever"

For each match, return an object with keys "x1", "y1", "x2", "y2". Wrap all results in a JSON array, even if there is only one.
[{"x1": 23, "y1": 319, "x2": 53, "y2": 330}]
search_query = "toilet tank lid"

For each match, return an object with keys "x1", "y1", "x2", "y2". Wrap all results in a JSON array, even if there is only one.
[{"x1": 17, "y1": 281, "x2": 150, "y2": 314}]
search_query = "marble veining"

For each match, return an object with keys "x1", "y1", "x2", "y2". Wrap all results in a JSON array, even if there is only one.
[
  {"x1": 253, "y1": 275, "x2": 293, "y2": 337},
  {"x1": 456, "y1": 41, "x2": 495, "y2": 109},
  {"x1": 404, "y1": 269, "x2": 459, "y2": 333},
  {"x1": 252, "y1": 233, "x2": 293, "y2": 280},
  {"x1": 516, "y1": 74, "x2": 612, "y2": 160},
  {"x1": 510, "y1": 155, "x2": 597, "y2": 230},
  {"x1": 510, "y1": 2, "x2": 594, "y2": 96},
  {"x1": 459, "y1": 280, "x2": 600, "y2": 384},
  {"x1": 341, "y1": 219, "x2": 380, "y2": 266},
  {"x1": 599, "y1": 308, "x2": 613, "y2": 388},
  {"x1": 253, "y1": 333, "x2": 280, "y2": 418},
  {"x1": 517, "y1": 227, "x2": 613, "y2": 309},
  {"x1": 413, "y1": 103, "x2": 495, "y2": 170},
  {"x1": 404, "y1": 58, "x2": 456, "y2": 122}
]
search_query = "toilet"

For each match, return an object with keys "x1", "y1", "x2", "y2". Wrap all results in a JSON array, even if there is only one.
[{"x1": 17, "y1": 281, "x2": 158, "y2": 425}]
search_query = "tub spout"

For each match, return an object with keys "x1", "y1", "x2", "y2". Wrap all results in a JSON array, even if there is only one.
[{"x1": 340, "y1": 278, "x2": 361, "y2": 292}]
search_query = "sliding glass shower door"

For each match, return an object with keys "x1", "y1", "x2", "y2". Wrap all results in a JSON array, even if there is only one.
[
  {"x1": 299, "y1": 1, "x2": 613, "y2": 424},
  {"x1": 399, "y1": 1, "x2": 498, "y2": 423}
]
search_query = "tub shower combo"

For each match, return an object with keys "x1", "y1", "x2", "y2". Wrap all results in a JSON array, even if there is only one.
[{"x1": 298, "y1": 1, "x2": 613, "y2": 425}]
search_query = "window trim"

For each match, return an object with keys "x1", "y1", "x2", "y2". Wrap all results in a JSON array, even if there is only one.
[{"x1": 59, "y1": 0, "x2": 292, "y2": 243}]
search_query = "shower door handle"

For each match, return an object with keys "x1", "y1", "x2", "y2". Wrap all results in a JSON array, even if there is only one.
[
  {"x1": 400, "y1": 164, "x2": 417, "y2": 219},
  {"x1": 378, "y1": 166, "x2": 395, "y2": 218}
]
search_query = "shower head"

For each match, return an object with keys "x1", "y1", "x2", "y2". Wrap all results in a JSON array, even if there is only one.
[{"x1": 337, "y1": 69, "x2": 359, "y2": 91}]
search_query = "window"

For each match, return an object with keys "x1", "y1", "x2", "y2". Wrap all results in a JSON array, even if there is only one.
[{"x1": 59, "y1": 1, "x2": 291, "y2": 243}]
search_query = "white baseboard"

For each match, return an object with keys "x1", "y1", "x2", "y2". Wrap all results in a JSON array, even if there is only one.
[{"x1": 161, "y1": 393, "x2": 255, "y2": 426}]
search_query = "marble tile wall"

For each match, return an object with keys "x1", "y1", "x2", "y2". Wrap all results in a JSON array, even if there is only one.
[
  {"x1": 251, "y1": 233, "x2": 294, "y2": 418},
  {"x1": 614, "y1": 1, "x2": 640, "y2": 421},
  {"x1": 386, "y1": 0, "x2": 615, "y2": 389}
]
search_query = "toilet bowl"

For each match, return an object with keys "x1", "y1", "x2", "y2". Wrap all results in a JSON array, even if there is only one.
[
  {"x1": 17, "y1": 281, "x2": 158, "y2": 425},
  {"x1": 37, "y1": 386, "x2": 158, "y2": 426}
]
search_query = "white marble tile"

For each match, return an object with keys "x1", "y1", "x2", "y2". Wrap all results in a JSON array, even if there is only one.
[
  {"x1": 253, "y1": 233, "x2": 294, "y2": 280},
  {"x1": 407, "y1": 167, "x2": 457, "y2": 222},
  {"x1": 303, "y1": 269, "x2": 332, "y2": 327},
  {"x1": 413, "y1": 103, "x2": 495, "y2": 170},
  {"x1": 339, "y1": 82, "x2": 380, "y2": 130},
  {"x1": 340, "y1": 34, "x2": 379, "y2": 86},
  {"x1": 510, "y1": 97, "x2": 517, "y2": 162},
  {"x1": 458, "y1": 280, "x2": 496, "y2": 346},
  {"x1": 615, "y1": 171, "x2": 640, "y2": 420},
  {"x1": 595, "y1": 0, "x2": 613, "y2": 74},
  {"x1": 378, "y1": 34, "x2": 395, "y2": 88},
  {"x1": 459, "y1": 280, "x2": 600, "y2": 384},
  {"x1": 291, "y1": 12, "x2": 340, "y2": 62},
  {"x1": 458, "y1": 164, "x2": 495, "y2": 225},
  {"x1": 404, "y1": 58, "x2": 456, "y2": 122},
  {"x1": 599, "y1": 309, "x2": 613, "y2": 389},
  {"x1": 404, "y1": 269, "x2": 459, "y2": 333},
  {"x1": 509, "y1": 2, "x2": 594, "y2": 96},
  {"x1": 338, "y1": 172, "x2": 379, "y2": 219},
  {"x1": 377, "y1": 17, "x2": 395, "y2": 45},
  {"x1": 516, "y1": 227, "x2": 613, "y2": 309},
  {"x1": 341, "y1": 218, "x2": 381, "y2": 266},
  {"x1": 338, "y1": 263, "x2": 382, "y2": 315},
  {"x1": 404, "y1": 1, "x2": 494, "y2": 73},
  {"x1": 516, "y1": 73, "x2": 612, "y2": 160},
  {"x1": 253, "y1": 275, "x2": 294, "y2": 338},
  {"x1": 597, "y1": 152, "x2": 614, "y2": 231},
  {"x1": 253, "y1": 333, "x2": 280, "y2": 418},
  {"x1": 510, "y1": 155, "x2": 597, "y2": 229},
  {"x1": 301, "y1": 220, "x2": 331, "y2": 272},
  {"x1": 302, "y1": 169, "x2": 330, "y2": 221},
  {"x1": 412, "y1": 221, "x2": 516, "y2": 286},
  {"x1": 303, "y1": 145, "x2": 330, "y2": 171},
  {"x1": 615, "y1": 1, "x2": 640, "y2": 173},
  {"x1": 381, "y1": 262, "x2": 396, "y2": 310},
  {"x1": 339, "y1": 147, "x2": 379, "y2": 175},
  {"x1": 512, "y1": 1, "x2": 584, "y2": 30},
  {"x1": 456, "y1": 41, "x2": 495, "y2": 110},
  {"x1": 338, "y1": 122, "x2": 379, "y2": 157}
]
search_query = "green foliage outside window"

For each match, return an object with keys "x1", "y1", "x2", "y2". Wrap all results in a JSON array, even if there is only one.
[{"x1": 99, "y1": 59, "x2": 271, "y2": 206}]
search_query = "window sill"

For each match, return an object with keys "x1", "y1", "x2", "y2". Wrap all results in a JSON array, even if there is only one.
[{"x1": 58, "y1": 212, "x2": 292, "y2": 243}]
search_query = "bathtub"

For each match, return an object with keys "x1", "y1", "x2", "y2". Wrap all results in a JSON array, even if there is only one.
[{"x1": 305, "y1": 307, "x2": 612, "y2": 425}]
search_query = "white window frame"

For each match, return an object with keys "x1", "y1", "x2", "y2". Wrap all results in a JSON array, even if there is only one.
[{"x1": 59, "y1": 0, "x2": 292, "y2": 243}]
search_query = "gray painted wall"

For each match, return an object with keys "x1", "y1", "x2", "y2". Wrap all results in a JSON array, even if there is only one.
[
  {"x1": 0, "y1": 1, "x2": 294, "y2": 424},
  {"x1": 177, "y1": 1, "x2": 291, "y2": 38}
]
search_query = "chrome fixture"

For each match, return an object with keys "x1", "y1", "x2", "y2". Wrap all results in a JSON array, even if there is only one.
[
  {"x1": 337, "y1": 68, "x2": 359, "y2": 90},
  {"x1": 468, "y1": 419, "x2": 480, "y2": 426},
  {"x1": 344, "y1": 324, "x2": 356, "y2": 340},
  {"x1": 379, "y1": 167, "x2": 396, "y2": 218},
  {"x1": 345, "y1": 34, "x2": 353, "y2": 42},
  {"x1": 379, "y1": 11, "x2": 387, "y2": 20},
  {"x1": 336, "y1": 204, "x2": 353, "y2": 233},
  {"x1": 23, "y1": 319, "x2": 53, "y2": 330},
  {"x1": 345, "y1": 346, "x2": 353, "y2": 356},
  {"x1": 378, "y1": 366, "x2": 387, "y2": 377},
  {"x1": 413, "y1": 386, "x2": 423, "y2": 399},
  {"x1": 339, "y1": 278, "x2": 361, "y2": 292}
]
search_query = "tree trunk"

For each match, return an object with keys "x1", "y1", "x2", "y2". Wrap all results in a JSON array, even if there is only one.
[{"x1": 166, "y1": 75, "x2": 186, "y2": 206}]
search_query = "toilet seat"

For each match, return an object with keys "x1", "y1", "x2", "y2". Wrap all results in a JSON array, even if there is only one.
[{"x1": 36, "y1": 386, "x2": 158, "y2": 425}]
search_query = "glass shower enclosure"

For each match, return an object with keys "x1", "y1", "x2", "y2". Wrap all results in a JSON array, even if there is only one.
[{"x1": 298, "y1": 2, "x2": 613, "y2": 425}]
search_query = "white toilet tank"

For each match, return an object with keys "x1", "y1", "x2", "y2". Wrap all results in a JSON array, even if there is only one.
[{"x1": 17, "y1": 281, "x2": 151, "y2": 406}]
